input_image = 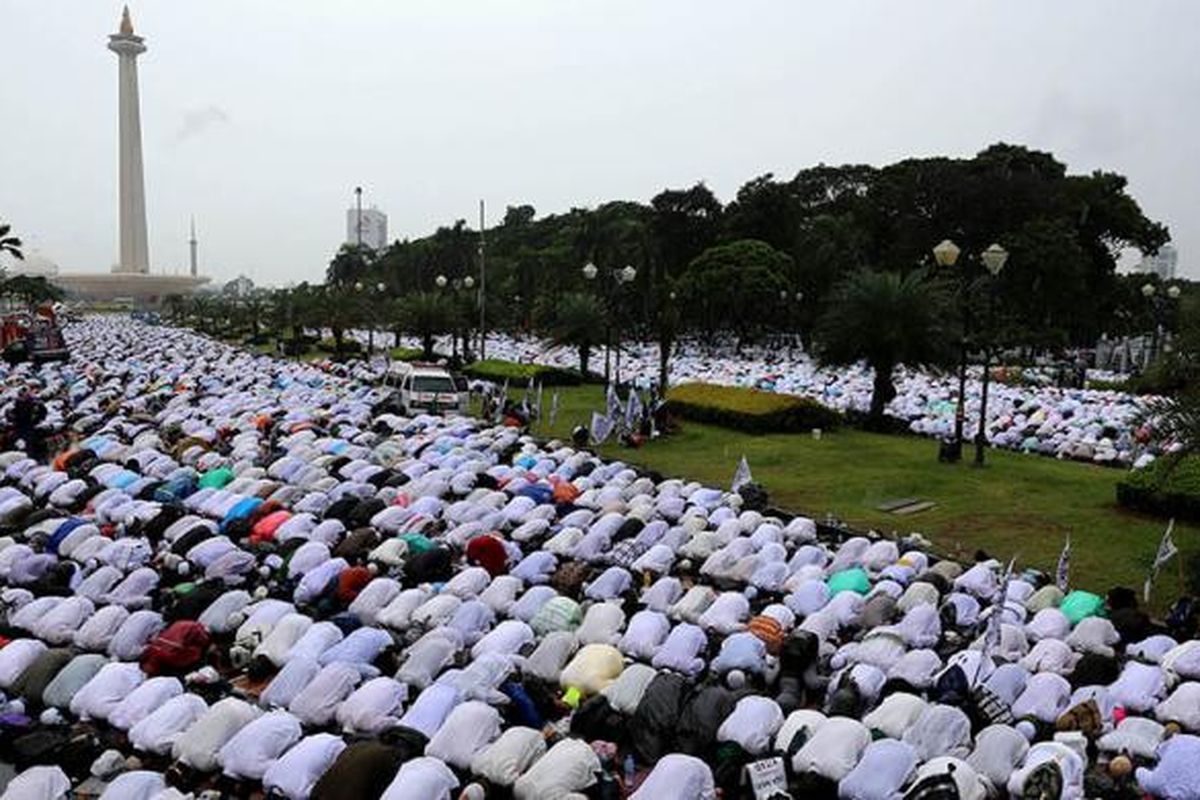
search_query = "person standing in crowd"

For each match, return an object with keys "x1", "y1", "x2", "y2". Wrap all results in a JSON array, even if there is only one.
[{"x1": 7, "y1": 384, "x2": 48, "y2": 461}]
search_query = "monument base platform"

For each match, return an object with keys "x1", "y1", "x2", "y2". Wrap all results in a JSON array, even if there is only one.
[{"x1": 53, "y1": 272, "x2": 210, "y2": 302}]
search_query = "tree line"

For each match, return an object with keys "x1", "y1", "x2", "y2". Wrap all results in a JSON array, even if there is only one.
[{"x1": 328, "y1": 142, "x2": 1172, "y2": 352}]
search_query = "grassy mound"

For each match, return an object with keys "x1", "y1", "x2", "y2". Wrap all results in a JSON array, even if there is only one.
[
  {"x1": 666, "y1": 382, "x2": 841, "y2": 434},
  {"x1": 1117, "y1": 457, "x2": 1200, "y2": 521}
]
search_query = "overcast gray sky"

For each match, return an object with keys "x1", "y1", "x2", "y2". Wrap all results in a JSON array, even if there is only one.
[{"x1": 3, "y1": 0, "x2": 1197, "y2": 285}]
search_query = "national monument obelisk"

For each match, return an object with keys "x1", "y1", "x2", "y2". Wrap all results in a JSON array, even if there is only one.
[
  {"x1": 109, "y1": 6, "x2": 149, "y2": 275},
  {"x1": 54, "y1": 7, "x2": 208, "y2": 301}
]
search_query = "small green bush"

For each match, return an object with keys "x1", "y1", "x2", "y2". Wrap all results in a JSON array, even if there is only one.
[
  {"x1": 1117, "y1": 456, "x2": 1200, "y2": 521},
  {"x1": 389, "y1": 347, "x2": 425, "y2": 362},
  {"x1": 665, "y1": 382, "x2": 841, "y2": 434},
  {"x1": 463, "y1": 359, "x2": 583, "y2": 386}
]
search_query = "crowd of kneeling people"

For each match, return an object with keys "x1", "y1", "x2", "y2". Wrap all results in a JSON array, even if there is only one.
[{"x1": 0, "y1": 318, "x2": 1197, "y2": 800}]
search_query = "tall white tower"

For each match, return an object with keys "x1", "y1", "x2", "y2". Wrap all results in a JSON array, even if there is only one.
[
  {"x1": 189, "y1": 217, "x2": 198, "y2": 277},
  {"x1": 108, "y1": 6, "x2": 150, "y2": 274}
]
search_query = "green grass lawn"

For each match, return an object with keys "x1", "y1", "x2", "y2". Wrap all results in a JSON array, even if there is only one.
[{"x1": 523, "y1": 385, "x2": 1196, "y2": 606}]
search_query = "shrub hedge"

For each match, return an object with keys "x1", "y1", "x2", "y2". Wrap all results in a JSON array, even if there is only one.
[
  {"x1": 462, "y1": 359, "x2": 584, "y2": 386},
  {"x1": 665, "y1": 382, "x2": 842, "y2": 434},
  {"x1": 1116, "y1": 456, "x2": 1200, "y2": 521},
  {"x1": 389, "y1": 347, "x2": 425, "y2": 362}
]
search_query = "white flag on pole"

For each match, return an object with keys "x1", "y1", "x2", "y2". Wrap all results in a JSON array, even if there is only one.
[
  {"x1": 731, "y1": 455, "x2": 753, "y2": 493},
  {"x1": 1055, "y1": 534, "x2": 1071, "y2": 593},
  {"x1": 606, "y1": 383, "x2": 621, "y2": 421},
  {"x1": 625, "y1": 390, "x2": 643, "y2": 431},
  {"x1": 1144, "y1": 519, "x2": 1178, "y2": 602},
  {"x1": 590, "y1": 412, "x2": 615, "y2": 445}
]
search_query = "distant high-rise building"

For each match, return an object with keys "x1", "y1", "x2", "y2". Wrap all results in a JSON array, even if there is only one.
[
  {"x1": 346, "y1": 206, "x2": 388, "y2": 252},
  {"x1": 1140, "y1": 244, "x2": 1178, "y2": 280}
]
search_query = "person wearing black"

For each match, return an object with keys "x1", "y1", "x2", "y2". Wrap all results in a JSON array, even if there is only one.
[{"x1": 7, "y1": 386, "x2": 48, "y2": 461}]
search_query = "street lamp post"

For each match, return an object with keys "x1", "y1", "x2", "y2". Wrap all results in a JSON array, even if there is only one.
[
  {"x1": 933, "y1": 238, "x2": 965, "y2": 462},
  {"x1": 583, "y1": 261, "x2": 636, "y2": 385},
  {"x1": 974, "y1": 243, "x2": 1009, "y2": 466},
  {"x1": 354, "y1": 187, "x2": 363, "y2": 251},
  {"x1": 353, "y1": 280, "x2": 387, "y2": 356},
  {"x1": 436, "y1": 273, "x2": 476, "y2": 361},
  {"x1": 1141, "y1": 282, "x2": 1181, "y2": 367}
]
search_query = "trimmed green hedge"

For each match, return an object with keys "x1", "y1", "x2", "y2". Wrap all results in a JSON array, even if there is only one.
[
  {"x1": 389, "y1": 347, "x2": 425, "y2": 362},
  {"x1": 1117, "y1": 457, "x2": 1200, "y2": 521},
  {"x1": 463, "y1": 359, "x2": 584, "y2": 386},
  {"x1": 666, "y1": 382, "x2": 842, "y2": 434}
]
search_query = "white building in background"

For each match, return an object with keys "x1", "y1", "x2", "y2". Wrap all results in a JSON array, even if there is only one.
[
  {"x1": 1139, "y1": 244, "x2": 1178, "y2": 280},
  {"x1": 346, "y1": 206, "x2": 388, "y2": 252}
]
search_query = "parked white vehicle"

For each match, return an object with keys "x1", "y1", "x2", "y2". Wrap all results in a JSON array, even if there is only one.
[{"x1": 382, "y1": 363, "x2": 468, "y2": 415}]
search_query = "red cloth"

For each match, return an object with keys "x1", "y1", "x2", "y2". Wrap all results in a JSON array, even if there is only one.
[
  {"x1": 466, "y1": 535, "x2": 509, "y2": 577},
  {"x1": 336, "y1": 566, "x2": 373, "y2": 604},
  {"x1": 140, "y1": 621, "x2": 210, "y2": 677},
  {"x1": 249, "y1": 510, "x2": 292, "y2": 546}
]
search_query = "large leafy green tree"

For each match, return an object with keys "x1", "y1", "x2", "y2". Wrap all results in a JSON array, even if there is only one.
[
  {"x1": 816, "y1": 269, "x2": 956, "y2": 427},
  {"x1": 678, "y1": 239, "x2": 792, "y2": 344},
  {"x1": 327, "y1": 244, "x2": 372, "y2": 287}
]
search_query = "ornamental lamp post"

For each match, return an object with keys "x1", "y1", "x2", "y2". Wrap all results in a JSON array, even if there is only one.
[
  {"x1": 933, "y1": 239, "x2": 966, "y2": 462},
  {"x1": 1142, "y1": 282, "x2": 1181, "y2": 366},
  {"x1": 974, "y1": 243, "x2": 1008, "y2": 466},
  {"x1": 583, "y1": 262, "x2": 634, "y2": 385}
]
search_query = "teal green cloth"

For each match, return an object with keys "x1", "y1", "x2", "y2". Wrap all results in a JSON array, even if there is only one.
[
  {"x1": 827, "y1": 567, "x2": 871, "y2": 595},
  {"x1": 400, "y1": 533, "x2": 435, "y2": 555},
  {"x1": 197, "y1": 467, "x2": 234, "y2": 489},
  {"x1": 1060, "y1": 590, "x2": 1106, "y2": 624}
]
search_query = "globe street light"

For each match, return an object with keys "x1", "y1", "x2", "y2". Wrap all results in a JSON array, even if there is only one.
[
  {"x1": 1142, "y1": 282, "x2": 1181, "y2": 365},
  {"x1": 933, "y1": 239, "x2": 962, "y2": 268},
  {"x1": 583, "y1": 261, "x2": 635, "y2": 383},
  {"x1": 935, "y1": 238, "x2": 967, "y2": 462},
  {"x1": 435, "y1": 274, "x2": 448, "y2": 289},
  {"x1": 974, "y1": 243, "x2": 1008, "y2": 466}
]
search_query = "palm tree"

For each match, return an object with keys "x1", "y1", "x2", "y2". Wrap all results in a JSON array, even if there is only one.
[
  {"x1": 816, "y1": 268, "x2": 956, "y2": 428},
  {"x1": 539, "y1": 291, "x2": 605, "y2": 376},
  {"x1": 0, "y1": 222, "x2": 23, "y2": 262},
  {"x1": 163, "y1": 294, "x2": 187, "y2": 324},
  {"x1": 188, "y1": 295, "x2": 214, "y2": 334},
  {"x1": 399, "y1": 292, "x2": 454, "y2": 359}
]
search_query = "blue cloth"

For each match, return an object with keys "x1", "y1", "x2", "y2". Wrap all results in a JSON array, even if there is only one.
[
  {"x1": 220, "y1": 497, "x2": 263, "y2": 531},
  {"x1": 47, "y1": 518, "x2": 87, "y2": 554},
  {"x1": 500, "y1": 681, "x2": 544, "y2": 729}
]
